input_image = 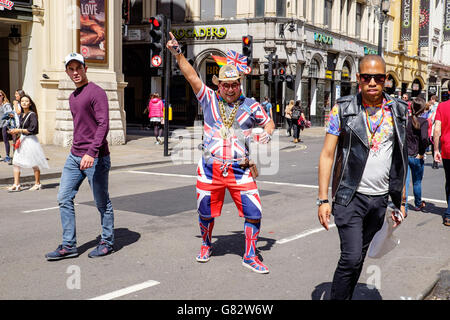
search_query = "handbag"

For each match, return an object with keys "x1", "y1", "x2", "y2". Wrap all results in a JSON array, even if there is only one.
[
  {"x1": 14, "y1": 136, "x2": 22, "y2": 150},
  {"x1": 13, "y1": 112, "x2": 33, "y2": 150}
]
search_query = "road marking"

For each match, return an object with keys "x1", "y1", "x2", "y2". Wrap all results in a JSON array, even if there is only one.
[
  {"x1": 126, "y1": 171, "x2": 447, "y2": 202},
  {"x1": 22, "y1": 204, "x2": 79, "y2": 213},
  {"x1": 277, "y1": 224, "x2": 336, "y2": 244},
  {"x1": 258, "y1": 180, "x2": 319, "y2": 189},
  {"x1": 89, "y1": 280, "x2": 160, "y2": 300},
  {"x1": 127, "y1": 170, "x2": 196, "y2": 179}
]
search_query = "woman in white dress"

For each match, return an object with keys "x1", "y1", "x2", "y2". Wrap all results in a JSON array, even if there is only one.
[{"x1": 7, "y1": 95, "x2": 49, "y2": 192}]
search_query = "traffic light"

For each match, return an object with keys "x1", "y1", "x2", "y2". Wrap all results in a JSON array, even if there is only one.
[
  {"x1": 149, "y1": 14, "x2": 165, "y2": 68},
  {"x1": 242, "y1": 35, "x2": 253, "y2": 67},
  {"x1": 264, "y1": 53, "x2": 274, "y2": 82},
  {"x1": 278, "y1": 67, "x2": 286, "y2": 82}
]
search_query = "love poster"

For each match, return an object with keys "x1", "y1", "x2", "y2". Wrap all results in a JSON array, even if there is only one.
[{"x1": 78, "y1": 0, "x2": 107, "y2": 64}]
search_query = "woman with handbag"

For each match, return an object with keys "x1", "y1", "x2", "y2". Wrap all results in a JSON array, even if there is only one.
[
  {"x1": 404, "y1": 97, "x2": 429, "y2": 211},
  {"x1": 7, "y1": 95, "x2": 49, "y2": 192}
]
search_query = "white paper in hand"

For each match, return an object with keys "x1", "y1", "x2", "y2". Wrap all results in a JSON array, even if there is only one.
[{"x1": 368, "y1": 205, "x2": 402, "y2": 259}]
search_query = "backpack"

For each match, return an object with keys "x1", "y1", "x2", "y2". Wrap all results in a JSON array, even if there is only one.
[{"x1": 291, "y1": 107, "x2": 301, "y2": 119}]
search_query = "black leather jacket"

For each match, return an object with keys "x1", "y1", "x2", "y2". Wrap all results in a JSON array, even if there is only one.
[{"x1": 331, "y1": 93, "x2": 408, "y2": 209}]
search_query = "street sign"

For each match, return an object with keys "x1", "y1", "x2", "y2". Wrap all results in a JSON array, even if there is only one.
[
  {"x1": 244, "y1": 66, "x2": 252, "y2": 75},
  {"x1": 151, "y1": 55, "x2": 162, "y2": 67}
]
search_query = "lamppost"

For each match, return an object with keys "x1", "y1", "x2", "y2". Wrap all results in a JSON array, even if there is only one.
[{"x1": 373, "y1": 0, "x2": 391, "y2": 56}]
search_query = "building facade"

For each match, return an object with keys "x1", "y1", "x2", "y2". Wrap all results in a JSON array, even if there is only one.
[
  {"x1": 0, "y1": 0, "x2": 126, "y2": 146},
  {"x1": 2, "y1": 0, "x2": 450, "y2": 147},
  {"x1": 124, "y1": 0, "x2": 386, "y2": 126}
]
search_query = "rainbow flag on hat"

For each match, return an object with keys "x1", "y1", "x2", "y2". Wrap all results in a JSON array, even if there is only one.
[{"x1": 211, "y1": 54, "x2": 227, "y2": 67}]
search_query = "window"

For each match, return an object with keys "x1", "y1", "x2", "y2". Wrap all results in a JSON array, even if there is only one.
[
  {"x1": 130, "y1": 0, "x2": 143, "y2": 25},
  {"x1": 172, "y1": 0, "x2": 186, "y2": 22},
  {"x1": 277, "y1": 0, "x2": 286, "y2": 17},
  {"x1": 255, "y1": 0, "x2": 265, "y2": 17},
  {"x1": 201, "y1": 0, "x2": 215, "y2": 20},
  {"x1": 356, "y1": 2, "x2": 362, "y2": 37},
  {"x1": 311, "y1": 0, "x2": 315, "y2": 24},
  {"x1": 309, "y1": 59, "x2": 319, "y2": 78},
  {"x1": 324, "y1": 0, "x2": 333, "y2": 27},
  {"x1": 222, "y1": 0, "x2": 237, "y2": 18},
  {"x1": 157, "y1": 0, "x2": 170, "y2": 19}
]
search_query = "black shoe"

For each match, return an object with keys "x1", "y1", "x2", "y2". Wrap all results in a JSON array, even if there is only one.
[{"x1": 432, "y1": 162, "x2": 439, "y2": 169}]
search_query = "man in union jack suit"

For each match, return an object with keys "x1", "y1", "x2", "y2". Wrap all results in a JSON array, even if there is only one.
[{"x1": 167, "y1": 33, "x2": 275, "y2": 273}]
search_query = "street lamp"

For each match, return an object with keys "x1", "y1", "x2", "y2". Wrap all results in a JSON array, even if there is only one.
[{"x1": 372, "y1": 0, "x2": 391, "y2": 56}]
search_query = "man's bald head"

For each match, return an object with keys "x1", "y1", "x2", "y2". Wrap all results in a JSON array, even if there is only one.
[{"x1": 358, "y1": 54, "x2": 386, "y2": 73}]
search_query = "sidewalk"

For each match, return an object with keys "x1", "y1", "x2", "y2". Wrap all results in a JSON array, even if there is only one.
[{"x1": 0, "y1": 126, "x2": 326, "y2": 186}]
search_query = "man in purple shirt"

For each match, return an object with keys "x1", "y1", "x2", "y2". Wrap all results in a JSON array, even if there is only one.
[{"x1": 46, "y1": 53, "x2": 115, "y2": 261}]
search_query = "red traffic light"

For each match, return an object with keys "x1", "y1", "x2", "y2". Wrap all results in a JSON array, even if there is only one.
[
  {"x1": 242, "y1": 36, "x2": 251, "y2": 45},
  {"x1": 149, "y1": 17, "x2": 161, "y2": 28},
  {"x1": 279, "y1": 67, "x2": 286, "y2": 75}
]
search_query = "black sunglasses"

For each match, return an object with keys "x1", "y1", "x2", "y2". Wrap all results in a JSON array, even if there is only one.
[{"x1": 359, "y1": 74, "x2": 386, "y2": 84}]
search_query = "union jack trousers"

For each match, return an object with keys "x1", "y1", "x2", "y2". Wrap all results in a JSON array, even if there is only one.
[{"x1": 196, "y1": 157, "x2": 262, "y2": 220}]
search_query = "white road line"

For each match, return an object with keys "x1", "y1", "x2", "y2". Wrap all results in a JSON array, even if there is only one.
[
  {"x1": 127, "y1": 170, "x2": 196, "y2": 179},
  {"x1": 22, "y1": 204, "x2": 79, "y2": 213},
  {"x1": 258, "y1": 180, "x2": 319, "y2": 189},
  {"x1": 89, "y1": 280, "x2": 160, "y2": 300},
  {"x1": 127, "y1": 171, "x2": 449, "y2": 204},
  {"x1": 277, "y1": 224, "x2": 336, "y2": 244}
]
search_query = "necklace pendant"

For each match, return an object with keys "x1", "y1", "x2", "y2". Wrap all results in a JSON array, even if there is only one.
[{"x1": 219, "y1": 127, "x2": 234, "y2": 140}]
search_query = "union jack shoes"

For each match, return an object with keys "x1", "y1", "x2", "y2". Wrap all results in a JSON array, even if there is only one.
[
  {"x1": 242, "y1": 256, "x2": 269, "y2": 274},
  {"x1": 196, "y1": 245, "x2": 212, "y2": 263}
]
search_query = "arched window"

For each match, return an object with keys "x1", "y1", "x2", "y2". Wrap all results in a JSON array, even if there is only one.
[{"x1": 309, "y1": 58, "x2": 320, "y2": 78}]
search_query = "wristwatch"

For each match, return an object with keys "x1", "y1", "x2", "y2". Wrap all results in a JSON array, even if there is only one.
[{"x1": 316, "y1": 198, "x2": 329, "y2": 206}]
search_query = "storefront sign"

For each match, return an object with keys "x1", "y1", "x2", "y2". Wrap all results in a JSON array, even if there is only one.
[
  {"x1": 364, "y1": 46, "x2": 378, "y2": 55},
  {"x1": 401, "y1": 0, "x2": 412, "y2": 40},
  {"x1": 325, "y1": 70, "x2": 333, "y2": 80},
  {"x1": 419, "y1": 0, "x2": 430, "y2": 47},
  {"x1": 445, "y1": 0, "x2": 450, "y2": 41},
  {"x1": 172, "y1": 27, "x2": 227, "y2": 40},
  {"x1": 314, "y1": 32, "x2": 333, "y2": 45},
  {"x1": 78, "y1": 0, "x2": 107, "y2": 64},
  {"x1": 0, "y1": 0, "x2": 14, "y2": 10}
]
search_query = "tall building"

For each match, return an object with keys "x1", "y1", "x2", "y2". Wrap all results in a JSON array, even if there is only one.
[{"x1": 383, "y1": 0, "x2": 449, "y2": 101}]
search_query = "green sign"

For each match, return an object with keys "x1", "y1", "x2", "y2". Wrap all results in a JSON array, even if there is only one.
[
  {"x1": 314, "y1": 32, "x2": 333, "y2": 45},
  {"x1": 172, "y1": 27, "x2": 228, "y2": 40},
  {"x1": 364, "y1": 46, "x2": 378, "y2": 55}
]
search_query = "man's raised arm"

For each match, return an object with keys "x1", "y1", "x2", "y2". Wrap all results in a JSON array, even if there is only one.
[{"x1": 166, "y1": 32, "x2": 203, "y2": 95}]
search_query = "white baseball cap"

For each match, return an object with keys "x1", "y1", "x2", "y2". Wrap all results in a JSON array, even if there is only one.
[{"x1": 64, "y1": 53, "x2": 85, "y2": 68}]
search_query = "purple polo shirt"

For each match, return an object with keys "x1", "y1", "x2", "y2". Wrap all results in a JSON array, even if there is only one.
[{"x1": 69, "y1": 82, "x2": 110, "y2": 158}]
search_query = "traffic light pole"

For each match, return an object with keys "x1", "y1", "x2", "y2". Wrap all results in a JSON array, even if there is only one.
[
  {"x1": 274, "y1": 55, "x2": 279, "y2": 128},
  {"x1": 163, "y1": 17, "x2": 171, "y2": 157}
]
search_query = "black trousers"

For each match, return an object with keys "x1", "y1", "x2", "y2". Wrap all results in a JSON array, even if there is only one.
[
  {"x1": 330, "y1": 192, "x2": 388, "y2": 300},
  {"x1": 292, "y1": 120, "x2": 301, "y2": 139}
]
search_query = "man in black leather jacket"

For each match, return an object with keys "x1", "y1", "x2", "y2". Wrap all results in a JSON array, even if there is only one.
[{"x1": 317, "y1": 55, "x2": 408, "y2": 300}]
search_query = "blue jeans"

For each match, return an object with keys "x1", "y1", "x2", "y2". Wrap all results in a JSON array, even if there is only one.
[
  {"x1": 405, "y1": 156, "x2": 425, "y2": 209},
  {"x1": 57, "y1": 153, "x2": 114, "y2": 247}
]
